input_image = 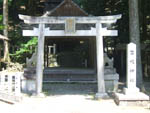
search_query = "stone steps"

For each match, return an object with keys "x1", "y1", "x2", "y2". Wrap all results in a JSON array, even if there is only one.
[{"x1": 24, "y1": 67, "x2": 97, "y2": 82}]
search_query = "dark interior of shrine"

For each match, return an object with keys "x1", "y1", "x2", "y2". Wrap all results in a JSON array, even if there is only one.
[
  {"x1": 44, "y1": 37, "x2": 96, "y2": 69},
  {"x1": 43, "y1": 37, "x2": 97, "y2": 81}
]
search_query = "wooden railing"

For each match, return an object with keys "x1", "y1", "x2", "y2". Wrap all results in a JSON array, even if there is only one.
[{"x1": 0, "y1": 72, "x2": 23, "y2": 103}]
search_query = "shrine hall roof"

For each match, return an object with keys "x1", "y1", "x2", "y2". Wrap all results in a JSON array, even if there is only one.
[{"x1": 43, "y1": 0, "x2": 88, "y2": 16}]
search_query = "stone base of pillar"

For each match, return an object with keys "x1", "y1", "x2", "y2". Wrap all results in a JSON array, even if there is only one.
[
  {"x1": 95, "y1": 92, "x2": 109, "y2": 99},
  {"x1": 31, "y1": 93, "x2": 46, "y2": 98},
  {"x1": 123, "y1": 87, "x2": 140, "y2": 95},
  {"x1": 114, "y1": 91, "x2": 149, "y2": 105}
]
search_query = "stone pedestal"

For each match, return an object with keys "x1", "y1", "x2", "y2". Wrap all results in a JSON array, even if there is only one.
[
  {"x1": 123, "y1": 87, "x2": 139, "y2": 94},
  {"x1": 104, "y1": 67, "x2": 119, "y2": 92},
  {"x1": 95, "y1": 92, "x2": 109, "y2": 99},
  {"x1": 115, "y1": 92, "x2": 149, "y2": 102},
  {"x1": 31, "y1": 92, "x2": 46, "y2": 98},
  {"x1": 115, "y1": 86, "x2": 149, "y2": 102},
  {"x1": 21, "y1": 79, "x2": 36, "y2": 94},
  {"x1": 95, "y1": 66, "x2": 119, "y2": 99}
]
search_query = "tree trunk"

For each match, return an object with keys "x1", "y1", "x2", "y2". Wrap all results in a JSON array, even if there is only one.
[
  {"x1": 129, "y1": 0, "x2": 143, "y2": 88},
  {"x1": 142, "y1": 1, "x2": 147, "y2": 42},
  {"x1": 3, "y1": 0, "x2": 10, "y2": 62}
]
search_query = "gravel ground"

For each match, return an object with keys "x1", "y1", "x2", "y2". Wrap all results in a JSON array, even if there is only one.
[
  {"x1": 0, "y1": 95, "x2": 150, "y2": 113},
  {"x1": 0, "y1": 83, "x2": 150, "y2": 113}
]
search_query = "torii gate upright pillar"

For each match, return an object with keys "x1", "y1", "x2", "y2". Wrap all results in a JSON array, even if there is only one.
[
  {"x1": 95, "y1": 22, "x2": 108, "y2": 98},
  {"x1": 36, "y1": 23, "x2": 45, "y2": 95}
]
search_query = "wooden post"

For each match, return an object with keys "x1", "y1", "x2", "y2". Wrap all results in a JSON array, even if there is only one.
[
  {"x1": 8, "y1": 74, "x2": 12, "y2": 93},
  {"x1": 95, "y1": 22, "x2": 108, "y2": 98},
  {"x1": 15, "y1": 73, "x2": 21, "y2": 96},
  {"x1": 36, "y1": 23, "x2": 45, "y2": 95},
  {"x1": 0, "y1": 74, "x2": 5, "y2": 91}
]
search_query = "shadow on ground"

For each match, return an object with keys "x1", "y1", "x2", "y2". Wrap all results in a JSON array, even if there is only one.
[
  {"x1": 42, "y1": 83, "x2": 98, "y2": 96},
  {"x1": 42, "y1": 82, "x2": 150, "y2": 98}
]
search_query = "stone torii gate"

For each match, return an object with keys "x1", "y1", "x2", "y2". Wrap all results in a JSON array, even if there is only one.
[{"x1": 19, "y1": 14, "x2": 121, "y2": 98}]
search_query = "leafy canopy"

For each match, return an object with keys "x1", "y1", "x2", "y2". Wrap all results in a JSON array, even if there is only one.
[{"x1": 10, "y1": 37, "x2": 38, "y2": 63}]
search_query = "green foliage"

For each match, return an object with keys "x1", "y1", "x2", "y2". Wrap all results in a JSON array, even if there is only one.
[
  {"x1": 0, "y1": 0, "x2": 12, "y2": 3},
  {"x1": 80, "y1": 0, "x2": 129, "y2": 44},
  {"x1": 144, "y1": 40, "x2": 150, "y2": 44},
  {"x1": 0, "y1": 15, "x2": 2, "y2": 21},
  {"x1": 10, "y1": 37, "x2": 38, "y2": 63},
  {"x1": 0, "y1": 15, "x2": 4, "y2": 30},
  {"x1": 0, "y1": 0, "x2": 149, "y2": 64},
  {"x1": 8, "y1": 0, "x2": 13, "y2": 6}
]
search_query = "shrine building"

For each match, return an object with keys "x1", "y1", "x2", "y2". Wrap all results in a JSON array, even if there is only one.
[{"x1": 19, "y1": 0, "x2": 121, "y2": 98}]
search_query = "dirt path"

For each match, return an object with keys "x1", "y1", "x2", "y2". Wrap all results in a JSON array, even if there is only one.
[
  {"x1": 0, "y1": 95, "x2": 150, "y2": 113},
  {"x1": 0, "y1": 83, "x2": 150, "y2": 113}
]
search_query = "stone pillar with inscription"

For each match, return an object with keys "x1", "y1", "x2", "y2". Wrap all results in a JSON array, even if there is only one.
[
  {"x1": 124, "y1": 43, "x2": 139, "y2": 94},
  {"x1": 115, "y1": 43, "x2": 149, "y2": 104}
]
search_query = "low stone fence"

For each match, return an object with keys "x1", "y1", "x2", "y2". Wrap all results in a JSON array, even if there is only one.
[{"x1": 0, "y1": 71, "x2": 23, "y2": 103}]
